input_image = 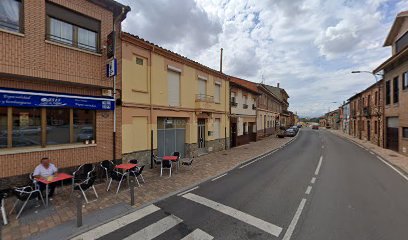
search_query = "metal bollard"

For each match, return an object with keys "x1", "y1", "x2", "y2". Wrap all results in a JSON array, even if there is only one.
[
  {"x1": 130, "y1": 180, "x2": 135, "y2": 206},
  {"x1": 76, "y1": 193, "x2": 82, "y2": 227}
]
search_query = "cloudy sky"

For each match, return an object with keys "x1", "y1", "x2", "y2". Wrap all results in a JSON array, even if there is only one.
[{"x1": 118, "y1": 0, "x2": 408, "y2": 117}]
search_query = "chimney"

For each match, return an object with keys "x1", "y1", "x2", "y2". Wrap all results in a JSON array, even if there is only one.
[
  {"x1": 220, "y1": 48, "x2": 223, "y2": 73},
  {"x1": 277, "y1": 82, "x2": 280, "y2": 88}
]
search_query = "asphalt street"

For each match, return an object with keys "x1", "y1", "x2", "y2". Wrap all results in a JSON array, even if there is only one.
[{"x1": 73, "y1": 128, "x2": 408, "y2": 240}]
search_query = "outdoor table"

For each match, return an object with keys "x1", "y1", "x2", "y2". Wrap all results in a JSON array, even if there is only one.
[
  {"x1": 115, "y1": 163, "x2": 138, "y2": 186},
  {"x1": 36, "y1": 173, "x2": 73, "y2": 207},
  {"x1": 162, "y1": 156, "x2": 179, "y2": 173}
]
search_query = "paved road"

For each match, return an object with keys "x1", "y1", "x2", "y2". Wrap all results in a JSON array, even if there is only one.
[{"x1": 73, "y1": 128, "x2": 408, "y2": 240}]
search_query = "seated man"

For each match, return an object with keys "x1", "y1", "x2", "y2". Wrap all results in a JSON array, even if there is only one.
[{"x1": 33, "y1": 157, "x2": 58, "y2": 199}]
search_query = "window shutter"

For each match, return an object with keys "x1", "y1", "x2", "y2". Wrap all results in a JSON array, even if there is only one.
[
  {"x1": 168, "y1": 71, "x2": 180, "y2": 106},
  {"x1": 198, "y1": 79, "x2": 206, "y2": 95},
  {"x1": 214, "y1": 84, "x2": 221, "y2": 103}
]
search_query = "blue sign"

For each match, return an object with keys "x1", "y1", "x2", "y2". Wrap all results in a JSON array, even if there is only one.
[
  {"x1": 0, "y1": 89, "x2": 115, "y2": 110},
  {"x1": 106, "y1": 58, "x2": 117, "y2": 78}
]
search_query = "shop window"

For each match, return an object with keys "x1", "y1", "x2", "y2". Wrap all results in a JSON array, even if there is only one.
[
  {"x1": 46, "y1": 108, "x2": 70, "y2": 145},
  {"x1": 0, "y1": 0, "x2": 23, "y2": 33},
  {"x1": 74, "y1": 109, "x2": 95, "y2": 143},
  {"x1": 12, "y1": 108, "x2": 41, "y2": 148},
  {"x1": 0, "y1": 108, "x2": 7, "y2": 148}
]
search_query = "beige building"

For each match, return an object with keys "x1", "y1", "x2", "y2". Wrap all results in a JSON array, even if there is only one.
[
  {"x1": 374, "y1": 10, "x2": 408, "y2": 156},
  {"x1": 256, "y1": 84, "x2": 283, "y2": 139},
  {"x1": 229, "y1": 77, "x2": 260, "y2": 147},
  {"x1": 120, "y1": 33, "x2": 230, "y2": 165}
]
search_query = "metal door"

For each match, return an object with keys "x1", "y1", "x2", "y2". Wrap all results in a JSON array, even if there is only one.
[{"x1": 197, "y1": 119, "x2": 206, "y2": 149}]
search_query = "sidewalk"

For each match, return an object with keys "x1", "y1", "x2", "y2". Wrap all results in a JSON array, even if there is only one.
[
  {"x1": 1, "y1": 135, "x2": 294, "y2": 240},
  {"x1": 328, "y1": 129, "x2": 408, "y2": 176}
]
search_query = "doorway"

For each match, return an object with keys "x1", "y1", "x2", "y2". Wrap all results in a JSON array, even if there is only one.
[
  {"x1": 230, "y1": 122, "x2": 237, "y2": 148},
  {"x1": 197, "y1": 119, "x2": 206, "y2": 150},
  {"x1": 386, "y1": 117, "x2": 399, "y2": 152},
  {"x1": 367, "y1": 120, "x2": 371, "y2": 141}
]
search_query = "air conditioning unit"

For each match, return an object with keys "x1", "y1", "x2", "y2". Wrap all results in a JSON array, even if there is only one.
[{"x1": 102, "y1": 89, "x2": 113, "y2": 97}]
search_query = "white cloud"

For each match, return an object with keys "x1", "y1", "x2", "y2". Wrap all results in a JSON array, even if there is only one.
[{"x1": 118, "y1": 0, "x2": 405, "y2": 117}]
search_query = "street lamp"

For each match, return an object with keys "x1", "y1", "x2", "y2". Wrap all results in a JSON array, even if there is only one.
[{"x1": 351, "y1": 70, "x2": 384, "y2": 146}]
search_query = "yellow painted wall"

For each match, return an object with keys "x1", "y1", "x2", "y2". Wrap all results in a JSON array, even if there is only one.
[{"x1": 122, "y1": 116, "x2": 149, "y2": 154}]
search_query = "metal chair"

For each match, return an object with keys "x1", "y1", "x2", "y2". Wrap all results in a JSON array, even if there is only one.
[
  {"x1": 181, "y1": 158, "x2": 194, "y2": 169},
  {"x1": 73, "y1": 170, "x2": 98, "y2": 204},
  {"x1": 9, "y1": 186, "x2": 45, "y2": 219},
  {"x1": 161, "y1": 160, "x2": 172, "y2": 177},
  {"x1": 73, "y1": 164, "x2": 94, "y2": 183},
  {"x1": 100, "y1": 160, "x2": 115, "y2": 183},
  {"x1": 1, "y1": 191, "x2": 7, "y2": 225},
  {"x1": 106, "y1": 169, "x2": 127, "y2": 194},
  {"x1": 172, "y1": 152, "x2": 181, "y2": 172},
  {"x1": 130, "y1": 165, "x2": 145, "y2": 187},
  {"x1": 153, "y1": 155, "x2": 162, "y2": 168}
]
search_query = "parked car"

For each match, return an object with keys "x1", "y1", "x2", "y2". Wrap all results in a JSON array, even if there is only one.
[
  {"x1": 290, "y1": 126, "x2": 299, "y2": 133},
  {"x1": 285, "y1": 128, "x2": 296, "y2": 137},
  {"x1": 277, "y1": 127, "x2": 286, "y2": 138},
  {"x1": 312, "y1": 125, "x2": 319, "y2": 130}
]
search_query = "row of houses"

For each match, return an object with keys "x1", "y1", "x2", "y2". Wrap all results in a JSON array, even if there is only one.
[
  {"x1": 323, "y1": 11, "x2": 408, "y2": 157},
  {"x1": 0, "y1": 0, "x2": 293, "y2": 188}
]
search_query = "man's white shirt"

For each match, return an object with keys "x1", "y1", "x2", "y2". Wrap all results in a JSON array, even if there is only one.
[{"x1": 33, "y1": 164, "x2": 58, "y2": 178}]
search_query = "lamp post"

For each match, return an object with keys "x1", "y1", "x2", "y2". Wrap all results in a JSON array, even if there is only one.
[{"x1": 351, "y1": 71, "x2": 383, "y2": 146}]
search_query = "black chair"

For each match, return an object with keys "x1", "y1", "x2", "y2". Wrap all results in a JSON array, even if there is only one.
[
  {"x1": 130, "y1": 165, "x2": 145, "y2": 187},
  {"x1": 73, "y1": 164, "x2": 94, "y2": 183},
  {"x1": 161, "y1": 160, "x2": 172, "y2": 177},
  {"x1": 128, "y1": 159, "x2": 138, "y2": 165},
  {"x1": 9, "y1": 186, "x2": 45, "y2": 219},
  {"x1": 1, "y1": 191, "x2": 7, "y2": 225},
  {"x1": 106, "y1": 169, "x2": 127, "y2": 194},
  {"x1": 181, "y1": 158, "x2": 194, "y2": 169},
  {"x1": 172, "y1": 152, "x2": 181, "y2": 172},
  {"x1": 73, "y1": 170, "x2": 98, "y2": 204},
  {"x1": 100, "y1": 160, "x2": 115, "y2": 183},
  {"x1": 153, "y1": 155, "x2": 162, "y2": 168}
]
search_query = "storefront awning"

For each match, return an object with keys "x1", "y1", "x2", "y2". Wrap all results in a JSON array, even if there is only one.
[{"x1": 0, "y1": 88, "x2": 115, "y2": 110}]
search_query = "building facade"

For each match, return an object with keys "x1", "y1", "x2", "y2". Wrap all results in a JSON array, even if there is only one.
[
  {"x1": 0, "y1": 0, "x2": 129, "y2": 188},
  {"x1": 229, "y1": 77, "x2": 260, "y2": 147},
  {"x1": 374, "y1": 11, "x2": 408, "y2": 156},
  {"x1": 256, "y1": 84, "x2": 282, "y2": 139},
  {"x1": 121, "y1": 33, "x2": 230, "y2": 165},
  {"x1": 339, "y1": 102, "x2": 351, "y2": 134}
]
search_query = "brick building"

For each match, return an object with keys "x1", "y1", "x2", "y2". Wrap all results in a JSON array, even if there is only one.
[
  {"x1": 0, "y1": 0, "x2": 130, "y2": 188},
  {"x1": 374, "y1": 11, "x2": 408, "y2": 156}
]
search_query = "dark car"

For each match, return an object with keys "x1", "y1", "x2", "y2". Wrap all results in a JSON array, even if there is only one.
[
  {"x1": 312, "y1": 125, "x2": 319, "y2": 130},
  {"x1": 290, "y1": 126, "x2": 299, "y2": 133},
  {"x1": 285, "y1": 128, "x2": 296, "y2": 137}
]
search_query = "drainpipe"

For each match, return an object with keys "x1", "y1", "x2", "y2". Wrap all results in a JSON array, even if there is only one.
[
  {"x1": 150, "y1": 46, "x2": 154, "y2": 168},
  {"x1": 112, "y1": 7, "x2": 127, "y2": 163}
]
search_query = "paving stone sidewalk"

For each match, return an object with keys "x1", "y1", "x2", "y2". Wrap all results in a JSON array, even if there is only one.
[
  {"x1": 329, "y1": 129, "x2": 408, "y2": 176},
  {"x1": 0, "y1": 135, "x2": 293, "y2": 240}
]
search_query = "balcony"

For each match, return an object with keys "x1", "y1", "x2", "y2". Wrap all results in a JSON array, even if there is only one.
[
  {"x1": 195, "y1": 94, "x2": 214, "y2": 110},
  {"x1": 243, "y1": 104, "x2": 248, "y2": 109}
]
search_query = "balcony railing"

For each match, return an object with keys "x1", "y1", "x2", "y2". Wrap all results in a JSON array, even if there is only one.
[
  {"x1": 195, "y1": 94, "x2": 214, "y2": 103},
  {"x1": 243, "y1": 104, "x2": 248, "y2": 109}
]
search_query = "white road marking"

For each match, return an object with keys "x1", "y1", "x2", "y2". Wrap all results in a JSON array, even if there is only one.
[
  {"x1": 321, "y1": 145, "x2": 324, "y2": 149},
  {"x1": 310, "y1": 177, "x2": 316, "y2": 184},
  {"x1": 282, "y1": 198, "x2": 307, "y2": 240},
  {"x1": 376, "y1": 156, "x2": 408, "y2": 181},
  {"x1": 177, "y1": 186, "x2": 199, "y2": 196},
  {"x1": 315, "y1": 156, "x2": 323, "y2": 175},
  {"x1": 123, "y1": 215, "x2": 183, "y2": 240},
  {"x1": 71, "y1": 205, "x2": 160, "y2": 240},
  {"x1": 212, "y1": 173, "x2": 228, "y2": 181},
  {"x1": 239, "y1": 160, "x2": 257, "y2": 169},
  {"x1": 369, "y1": 151, "x2": 375, "y2": 155},
  {"x1": 181, "y1": 229, "x2": 214, "y2": 240},
  {"x1": 182, "y1": 193, "x2": 282, "y2": 237},
  {"x1": 305, "y1": 186, "x2": 312, "y2": 195}
]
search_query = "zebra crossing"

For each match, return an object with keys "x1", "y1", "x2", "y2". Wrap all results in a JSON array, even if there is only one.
[{"x1": 72, "y1": 192, "x2": 282, "y2": 240}]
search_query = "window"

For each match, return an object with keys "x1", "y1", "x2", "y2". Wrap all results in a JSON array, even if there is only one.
[
  {"x1": 0, "y1": 108, "x2": 7, "y2": 148},
  {"x1": 0, "y1": 0, "x2": 22, "y2": 33},
  {"x1": 367, "y1": 95, "x2": 370, "y2": 107},
  {"x1": 168, "y1": 70, "x2": 180, "y2": 106},
  {"x1": 214, "y1": 118, "x2": 220, "y2": 139},
  {"x1": 374, "y1": 121, "x2": 378, "y2": 134},
  {"x1": 386, "y1": 80, "x2": 391, "y2": 105},
  {"x1": 46, "y1": 108, "x2": 70, "y2": 145},
  {"x1": 396, "y1": 31, "x2": 408, "y2": 54},
  {"x1": 74, "y1": 109, "x2": 95, "y2": 143},
  {"x1": 393, "y1": 77, "x2": 399, "y2": 104},
  {"x1": 403, "y1": 127, "x2": 408, "y2": 139},
  {"x1": 403, "y1": 72, "x2": 408, "y2": 90},
  {"x1": 375, "y1": 91, "x2": 378, "y2": 106},
  {"x1": 214, "y1": 83, "x2": 221, "y2": 103},
  {"x1": 198, "y1": 79, "x2": 206, "y2": 95},
  {"x1": 46, "y1": 2, "x2": 100, "y2": 52},
  {"x1": 12, "y1": 108, "x2": 41, "y2": 148}
]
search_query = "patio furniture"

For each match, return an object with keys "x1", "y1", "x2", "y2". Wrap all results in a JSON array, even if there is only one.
[
  {"x1": 73, "y1": 170, "x2": 98, "y2": 204},
  {"x1": 153, "y1": 155, "x2": 162, "y2": 168},
  {"x1": 9, "y1": 186, "x2": 45, "y2": 219},
  {"x1": 107, "y1": 164, "x2": 134, "y2": 194},
  {"x1": 172, "y1": 152, "x2": 181, "y2": 172},
  {"x1": 1, "y1": 191, "x2": 7, "y2": 225},
  {"x1": 100, "y1": 160, "x2": 116, "y2": 183},
  {"x1": 73, "y1": 164, "x2": 94, "y2": 183},
  {"x1": 130, "y1": 165, "x2": 145, "y2": 187},
  {"x1": 36, "y1": 173, "x2": 74, "y2": 207},
  {"x1": 160, "y1": 159, "x2": 172, "y2": 177},
  {"x1": 181, "y1": 158, "x2": 194, "y2": 169}
]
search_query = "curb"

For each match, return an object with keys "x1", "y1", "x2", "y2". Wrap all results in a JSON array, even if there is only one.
[
  {"x1": 327, "y1": 130, "x2": 408, "y2": 180},
  {"x1": 67, "y1": 131, "x2": 301, "y2": 239}
]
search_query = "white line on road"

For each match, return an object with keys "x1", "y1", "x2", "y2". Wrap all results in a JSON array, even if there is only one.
[
  {"x1": 369, "y1": 151, "x2": 375, "y2": 155},
  {"x1": 239, "y1": 160, "x2": 257, "y2": 169},
  {"x1": 315, "y1": 156, "x2": 323, "y2": 175},
  {"x1": 182, "y1": 193, "x2": 282, "y2": 237},
  {"x1": 321, "y1": 145, "x2": 324, "y2": 149},
  {"x1": 123, "y1": 214, "x2": 183, "y2": 240},
  {"x1": 310, "y1": 177, "x2": 316, "y2": 184},
  {"x1": 305, "y1": 186, "x2": 312, "y2": 195},
  {"x1": 71, "y1": 205, "x2": 161, "y2": 240},
  {"x1": 181, "y1": 229, "x2": 214, "y2": 240},
  {"x1": 177, "y1": 186, "x2": 199, "y2": 196},
  {"x1": 211, "y1": 173, "x2": 228, "y2": 181},
  {"x1": 282, "y1": 198, "x2": 307, "y2": 240},
  {"x1": 376, "y1": 156, "x2": 408, "y2": 181}
]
